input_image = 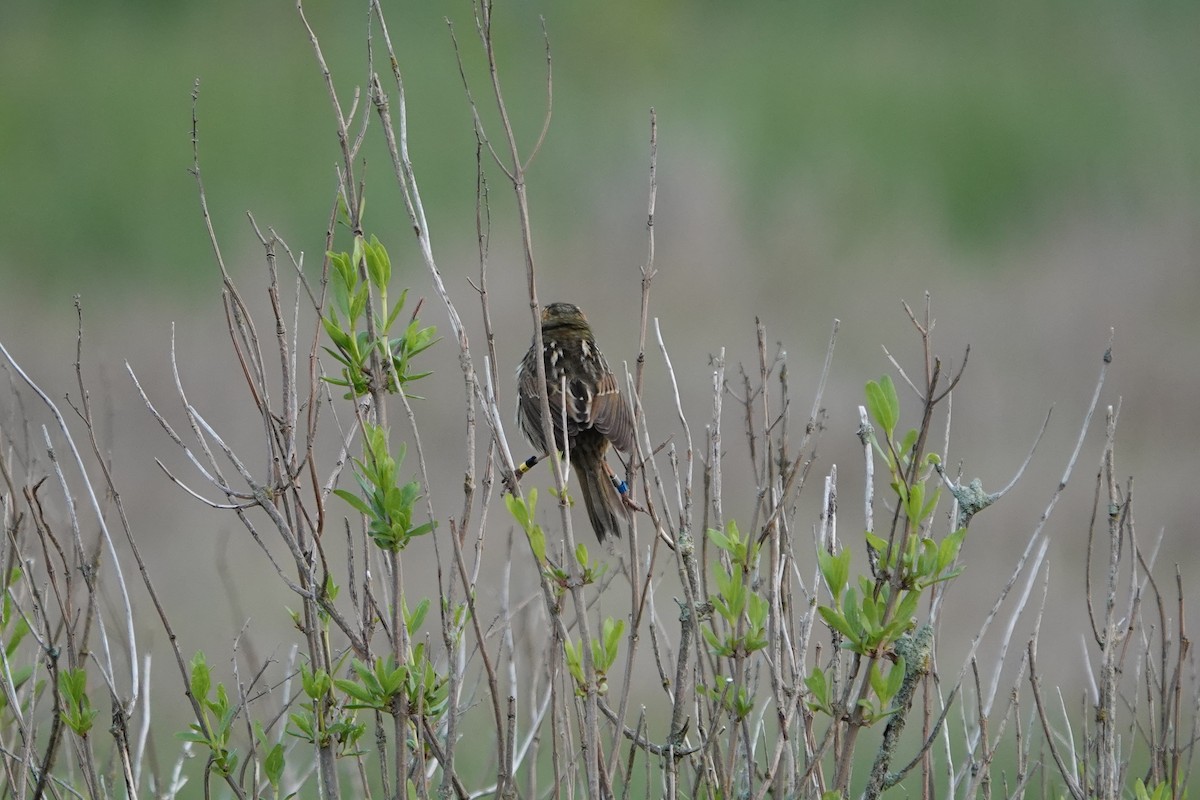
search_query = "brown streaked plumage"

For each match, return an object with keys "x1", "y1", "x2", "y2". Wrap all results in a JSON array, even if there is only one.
[{"x1": 517, "y1": 302, "x2": 634, "y2": 541}]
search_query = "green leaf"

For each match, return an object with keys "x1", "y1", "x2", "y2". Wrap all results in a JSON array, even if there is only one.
[
  {"x1": 504, "y1": 492, "x2": 530, "y2": 528},
  {"x1": 601, "y1": 618, "x2": 625, "y2": 668},
  {"x1": 409, "y1": 521, "x2": 436, "y2": 539},
  {"x1": 58, "y1": 668, "x2": 99, "y2": 734},
  {"x1": 865, "y1": 376, "x2": 899, "y2": 435},
  {"x1": 886, "y1": 655, "x2": 906, "y2": 699},
  {"x1": 746, "y1": 591, "x2": 768, "y2": 630},
  {"x1": 335, "y1": 678, "x2": 377, "y2": 707},
  {"x1": 817, "y1": 605, "x2": 856, "y2": 641},
  {"x1": 711, "y1": 595, "x2": 733, "y2": 624},
  {"x1": 701, "y1": 625, "x2": 731, "y2": 657},
  {"x1": 723, "y1": 520, "x2": 751, "y2": 563},
  {"x1": 922, "y1": 537, "x2": 942, "y2": 578},
  {"x1": 818, "y1": 548, "x2": 851, "y2": 601},
  {"x1": 350, "y1": 236, "x2": 365, "y2": 277},
  {"x1": 0, "y1": 665, "x2": 32, "y2": 699},
  {"x1": 385, "y1": 287, "x2": 410, "y2": 330},
  {"x1": 527, "y1": 523, "x2": 546, "y2": 565},
  {"x1": 563, "y1": 639, "x2": 584, "y2": 686},
  {"x1": 707, "y1": 527, "x2": 733, "y2": 553},
  {"x1": 938, "y1": 527, "x2": 966, "y2": 572},
  {"x1": 354, "y1": 659, "x2": 386, "y2": 697},
  {"x1": 859, "y1": 590, "x2": 881, "y2": 631},
  {"x1": 406, "y1": 598, "x2": 430, "y2": 633},
  {"x1": 804, "y1": 667, "x2": 828, "y2": 708},
  {"x1": 333, "y1": 488, "x2": 374, "y2": 518},
  {"x1": 843, "y1": 587, "x2": 864, "y2": 639},
  {"x1": 1133, "y1": 779, "x2": 1172, "y2": 800},
  {"x1": 327, "y1": 252, "x2": 355, "y2": 319},
  {"x1": 717, "y1": 573, "x2": 745, "y2": 619},
  {"x1": 919, "y1": 486, "x2": 941, "y2": 523},
  {"x1": 364, "y1": 235, "x2": 390, "y2": 290},
  {"x1": 264, "y1": 743, "x2": 285, "y2": 788},
  {"x1": 864, "y1": 531, "x2": 889, "y2": 556},
  {"x1": 189, "y1": 653, "x2": 210, "y2": 701},
  {"x1": 301, "y1": 666, "x2": 330, "y2": 699},
  {"x1": 321, "y1": 316, "x2": 351, "y2": 350},
  {"x1": 287, "y1": 711, "x2": 315, "y2": 742},
  {"x1": 402, "y1": 319, "x2": 438, "y2": 356},
  {"x1": 894, "y1": 590, "x2": 921, "y2": 627},
  {"x1": 880, "y1": 375, "x2": 900, "y2": 429},
  {"x1": 906, "y1": 481, "x2": 925, "y2": 526},
  {"x1": 350, "y1": 285, "x2": 369, "y2": 325},
  {"x1": 177, "y1": 727, "x2": 209, "y2": 744},
  {"x1": 869, "y1": 661, "x2": 888, "y2": 700}
]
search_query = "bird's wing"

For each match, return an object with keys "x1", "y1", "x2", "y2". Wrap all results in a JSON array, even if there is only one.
[
  {"x1": 586, "y1": 370, "x2": 635, "y2": 454},
  {"x1": 517, "y1": 355, "x2": 559, "y2": 453}
]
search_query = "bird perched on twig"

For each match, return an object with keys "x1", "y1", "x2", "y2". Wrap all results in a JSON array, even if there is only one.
[{"x1": 517, "y1": 302, "x2": 635, "y2": 541}]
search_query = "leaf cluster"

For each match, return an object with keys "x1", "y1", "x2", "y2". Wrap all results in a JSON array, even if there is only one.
[
  {"x1": 334, "y1": 423, "x2": 435, "y2": 551},
  {"x1": 322, "y1": 234, "x2": 438, "y2": 399},
  {"x1": 703, "y1": 522, "x2": 768, "y2": 660}
]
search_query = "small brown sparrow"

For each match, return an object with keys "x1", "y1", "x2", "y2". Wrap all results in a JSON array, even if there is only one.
[{"x1": 517, "y1": 302, "x2": 634, "y2": 541}]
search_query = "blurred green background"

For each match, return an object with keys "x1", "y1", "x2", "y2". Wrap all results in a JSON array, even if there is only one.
[
  {"x1": 6, "y1": 1, "x2": 1197, "y2": 298},
  {"x1": 2, "y1": 0, "x2": 1198, "y2": 744}
]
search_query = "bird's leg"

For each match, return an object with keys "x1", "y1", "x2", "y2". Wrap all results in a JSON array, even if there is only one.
[
  {"x1": 503, "y1": 452, "x2": 546, "y2": 495},
  {"x1": 603, "y1": 460, "x2": 645, "y2": 514},
  {"x1": 516, "y1": 453, "x2": 544, "y2": 477}
]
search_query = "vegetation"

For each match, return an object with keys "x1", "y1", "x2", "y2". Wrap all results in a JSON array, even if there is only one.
[{"x1": 0, "y1": 3, "x2": 1193, "y2": 799}]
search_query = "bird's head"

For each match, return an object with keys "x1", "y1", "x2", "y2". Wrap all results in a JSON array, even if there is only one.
[{"x1": 541, "y1": 302, "x2": 590, "y2": 331}]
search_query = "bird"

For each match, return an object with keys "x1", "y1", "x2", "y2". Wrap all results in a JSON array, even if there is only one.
[{"x1": 517, "y1": 302, "x2": 635, "y2": 541}]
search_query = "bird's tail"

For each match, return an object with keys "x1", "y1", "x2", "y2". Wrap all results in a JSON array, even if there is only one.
[{"x1": 573, "y1": 449, "x2": 626, "y2": 542}]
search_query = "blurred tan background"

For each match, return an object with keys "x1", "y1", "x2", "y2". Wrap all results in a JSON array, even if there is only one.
[{"x1": 2, "y1": 0, "x2": 1197, "y2": 724}]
